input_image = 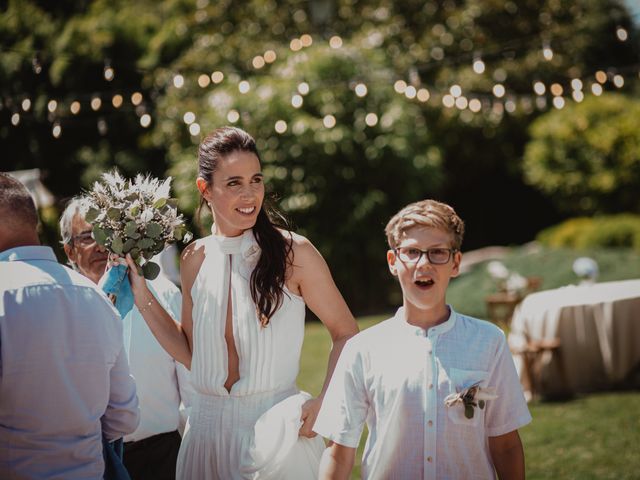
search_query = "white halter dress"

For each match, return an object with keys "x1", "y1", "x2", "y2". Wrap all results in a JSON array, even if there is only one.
[{"x1": 177, "y1": 229, "x2": 324, "y2": 479}]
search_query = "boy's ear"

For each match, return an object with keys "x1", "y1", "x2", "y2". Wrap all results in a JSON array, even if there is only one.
[
  {"x1": 387, "y1": 249, "x2": 398, "y2": 276},
  {"x1": 450, "y1": 250, "x2": 462, "y2": 278}
]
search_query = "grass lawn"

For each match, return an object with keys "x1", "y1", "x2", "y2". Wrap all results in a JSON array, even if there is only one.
[{"x1": 299, "y1": 315, "x2": 640, "y2": 479}]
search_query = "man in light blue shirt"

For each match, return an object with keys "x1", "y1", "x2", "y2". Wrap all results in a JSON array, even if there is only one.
[{"x1": 0, "y1": 173, "x2": 140, "y2": 479}]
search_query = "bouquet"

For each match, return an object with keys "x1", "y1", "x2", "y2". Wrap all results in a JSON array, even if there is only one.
[{"x1": 85, "y1": 170, "x2": 192, "y2": 280}]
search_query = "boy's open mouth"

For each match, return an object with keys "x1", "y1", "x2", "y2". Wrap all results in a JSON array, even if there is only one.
[{"x1": 415, "y1": 279, "x2": 434, "y2": 287}]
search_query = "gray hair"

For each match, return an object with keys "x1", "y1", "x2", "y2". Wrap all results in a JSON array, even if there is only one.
[{"x1": 59, "y1": 196, "x2": 92, "y2": 245}]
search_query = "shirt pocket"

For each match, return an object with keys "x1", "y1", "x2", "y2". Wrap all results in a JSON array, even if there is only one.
[{"x1": 446, "y1": 367, "x2": 489, "y2": 427}]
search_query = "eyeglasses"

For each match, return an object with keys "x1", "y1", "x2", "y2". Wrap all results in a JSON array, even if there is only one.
[
  {"x1": 71, "y1": 231, "x2": 96, "y2": 247},
  {"x1": 394, "y1": 246, "x2": 458, "y2": 265}
]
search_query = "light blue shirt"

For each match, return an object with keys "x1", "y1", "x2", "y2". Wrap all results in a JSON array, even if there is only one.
[{"x1": 0, "y1": 246, "x2": 139, "y2": 479}]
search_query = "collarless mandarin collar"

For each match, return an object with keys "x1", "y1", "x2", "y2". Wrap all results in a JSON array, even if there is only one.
[
  {"x1": 0, "y1": 245, "x2": 58, "y2": 263},
  {"x1": 394, "y1": 305, "x2": 457, "y2": 336}
]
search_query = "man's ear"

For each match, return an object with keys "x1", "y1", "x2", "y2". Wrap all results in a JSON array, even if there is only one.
[
  {"x1": 387, "y1": 249, "x2": 398, "y2": 276},
  {"x1": 63, "y1": 242, "x2": 76, "y2": 265},
  {"x1": 450, "y1": 250, "x2": 462, "y2": 278}
]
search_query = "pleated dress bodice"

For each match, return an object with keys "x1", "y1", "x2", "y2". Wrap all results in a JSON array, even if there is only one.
[{"x1": 190, "y1": 229, "x2": 306, "y2": 397}]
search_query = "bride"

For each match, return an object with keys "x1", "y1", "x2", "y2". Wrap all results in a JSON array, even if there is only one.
[{"x1": 124, "y1": 126, "x2": 359, "y2": 478}]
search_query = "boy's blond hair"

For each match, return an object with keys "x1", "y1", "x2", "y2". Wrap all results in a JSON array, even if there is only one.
[{"x1": 385, "y1": 199, "x2": 465, "y2": 250}]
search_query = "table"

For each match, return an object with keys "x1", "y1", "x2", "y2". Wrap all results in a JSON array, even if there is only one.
[{"x1": 508, "y1": 279, "x2": 640, "y2": 398}]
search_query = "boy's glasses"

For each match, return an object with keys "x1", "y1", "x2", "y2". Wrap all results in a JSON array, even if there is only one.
[
  {"x1": 394, "y1": 247, "x2": 458, "y2": 265},
  {"x1": 72, "y1": 231, "x2": 96, "y2": 247}
]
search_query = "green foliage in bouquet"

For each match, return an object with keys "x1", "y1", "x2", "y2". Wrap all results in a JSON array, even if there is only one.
[{"x1": 85, "y1": 170, "x2": 193, "y2": 280}]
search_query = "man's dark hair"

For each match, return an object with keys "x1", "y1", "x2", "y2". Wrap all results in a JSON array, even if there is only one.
[{"x1": 0, "y1": 172, "x2": 39, "y2": 229}]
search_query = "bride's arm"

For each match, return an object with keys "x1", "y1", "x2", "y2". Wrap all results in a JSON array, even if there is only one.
[
  {"x1": 287, "y1": 234, "x2": 359, "y2": 437},
  {"x1": 125, "y1": 241, "x2": 203, "y2": 369}
]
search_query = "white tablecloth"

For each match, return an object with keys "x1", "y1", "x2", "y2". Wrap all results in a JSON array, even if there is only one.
[{"x1": 508, "y1": 279, "x2": 640, "y2": 396}]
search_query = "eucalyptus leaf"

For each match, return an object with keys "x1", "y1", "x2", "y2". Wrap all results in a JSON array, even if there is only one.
[
  {"x1": 173, "y1": 228, "x2": 184, "y2": 241},
  {"x1": 85, "y1": 207, "x2": 100, "y2": 223},
  {"x1": 124, "y1": 221, "x2": 138, "y2": 237},
  {"x1": 478, "y1": 400, "x2": 485, "y2": 409},
  {"x1": 130, "y1": 248, "x2": 140, "y2": 260},
  {"x1": 92, "y1": 225, "x2": 108, "y2": 246},
  {"x1": 146, "y1": 222, "x2": 163, "y2": 238},
  {"x1": 122, "y1": 238, "x2": 136, "y2": 253},
  {"x1": 111, "y1": 236, "x2": 124, "y2": 255},
  {"x1": 142, "y1": 261, "x2": 161, "y2": 280},
  {"x1": 130, "y1": 205, "x2": 140, "y2": 217},
  {"x1": 464, "y1": 404, "x2": 474, "y2": 419},
  {"x1": 107, "y1": 207, "x2": 121, "y2": 220},
  {"x1": 137, "y1": 238, "x2": 155, "y2": 250}
]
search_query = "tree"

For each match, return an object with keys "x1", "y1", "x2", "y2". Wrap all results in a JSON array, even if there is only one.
[
  {"x1": 523, "y1": 93, "x2": 640, "y2": 215},
  {"x1": 2, "y1": 0, "x2": 638, "y2": 312}
]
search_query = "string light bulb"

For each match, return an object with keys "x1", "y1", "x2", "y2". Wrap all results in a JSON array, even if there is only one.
[
  {"x1": 533, "y1": 81, "x2": 546, "y2": 95},
  {"x1": 211, "y1": 71, "x2": 224, "y2": 83},
  {"x1": 238, "y1": 80, "x2": 251, "y2": 93},
  {"x1": 329, "y1": 36, "x2": 343, "y2": 49},
  {"x1": 198, "y1": 74, "x2": 211, "y2": 87},
  {"x1": 365, "y1": 113, "x2": 378, "y2": 127},
  {"x1": 472, "y1": 59, "x2": 485, "y2": 74},
  {"x1": 275, "y1": 120, "x2": 287, "y2": 133},
  {"x1": 297, "y1": 82, "x2": 310, "y2": 95},
  {"x1": 291, "y1": 94, "x2": 303, "y2": 108},
  {"x1": 173, "y1": 74, "x2": 185, "y2": 88},
  {"x1": 323, "y1": 114, "x2": 336, "y2": 128}
]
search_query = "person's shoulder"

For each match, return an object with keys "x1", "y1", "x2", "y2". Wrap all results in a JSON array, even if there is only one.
[
  {"x1": 180, "y1": 238, "x2": 207, "y2": 269},
  {"x1": 346, "y1": 316, "x2": 399, "y2": 349},
  {"x1": 454, "y1": 311, "x2": 505, "y2": 341},
  {"x1": 280, "y1": 230, "x2": 322, "y2": 265}
]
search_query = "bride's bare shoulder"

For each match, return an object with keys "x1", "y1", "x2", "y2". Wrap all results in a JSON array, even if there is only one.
[
  {"x1": 278, "y1": 230, "x2": 319, "y2": 265},
  {"x1": 180, "y1": 238, "x2": 207, "y2": 283}
]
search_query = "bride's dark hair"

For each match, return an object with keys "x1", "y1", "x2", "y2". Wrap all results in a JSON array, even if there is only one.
[{"x1": 197, "y1": 126, "x2": 293, "y2": 326}]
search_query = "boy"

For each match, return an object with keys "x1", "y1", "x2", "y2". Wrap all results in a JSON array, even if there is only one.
[{"x1": 313, "y1": 199, "x2": 531, "y2": 479}]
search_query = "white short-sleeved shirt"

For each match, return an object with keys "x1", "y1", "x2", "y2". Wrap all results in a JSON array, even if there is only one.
[{"x1": 313, "y1": 307, "x2": 532, "y2": 480}]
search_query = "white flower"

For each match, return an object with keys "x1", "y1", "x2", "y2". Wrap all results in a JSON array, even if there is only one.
[
  {"x1": 487, "y1": 260, "x2": 509, "y2": 280},
  {"x1": 140, "y1": 209, "x2": 154, "y2": 223},
  {"x1": 573, "y1": 257, "x2": 599, "y2": 279},
  {"x1": 506, "y1": 272, "x2": 528, "y2": 294},
  {"x1": 154, "y1": 177, "x2": 173, "y2": 202}
]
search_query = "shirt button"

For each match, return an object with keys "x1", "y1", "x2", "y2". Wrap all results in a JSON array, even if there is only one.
[
  {"x1": 429, "y1": 383, "x2": 434, "y2": 389},
  {"x1": 427, "y1": 420, "x2": 433, "y2": 427},
  {"x1": 428, "y1": 349, "x2": 432, "y2": 354},
  {"x1": 427, "y1": 456, "x2": 433, "y2": 463}
]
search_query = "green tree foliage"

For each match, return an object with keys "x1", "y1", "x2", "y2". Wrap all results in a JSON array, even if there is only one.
[
  {"x1": 523, "y1": 93, "x2": 640, "y2": 215},
  {"x1": 1, "y1": 0, "x2": 638, "y2": 312}
]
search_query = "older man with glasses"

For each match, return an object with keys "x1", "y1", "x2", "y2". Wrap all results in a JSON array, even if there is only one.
[{"x1": 60, "y1": 197, "x2": 193, "y2": 480}]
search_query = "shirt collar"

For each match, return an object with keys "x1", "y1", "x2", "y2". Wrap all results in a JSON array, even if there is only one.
[
  {"x1": 393, "y1": 305, "x2": 457, "y2": 336},
  {"x1": 0, "y1": 245, "x2": 59, "y2": 263}
]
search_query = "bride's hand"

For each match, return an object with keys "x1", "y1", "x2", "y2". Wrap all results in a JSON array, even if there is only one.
[
  {"x1": 299, "y1": 397, "x2": 322, "y2": 438},
  {"x1": 123, "y1": 254, "x2": 148, "y2": 294}
]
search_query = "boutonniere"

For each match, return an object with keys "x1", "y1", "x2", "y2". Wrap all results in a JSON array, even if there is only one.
[{"x1": 444, "y1": 381, "x2": 498, "y2": 419}]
